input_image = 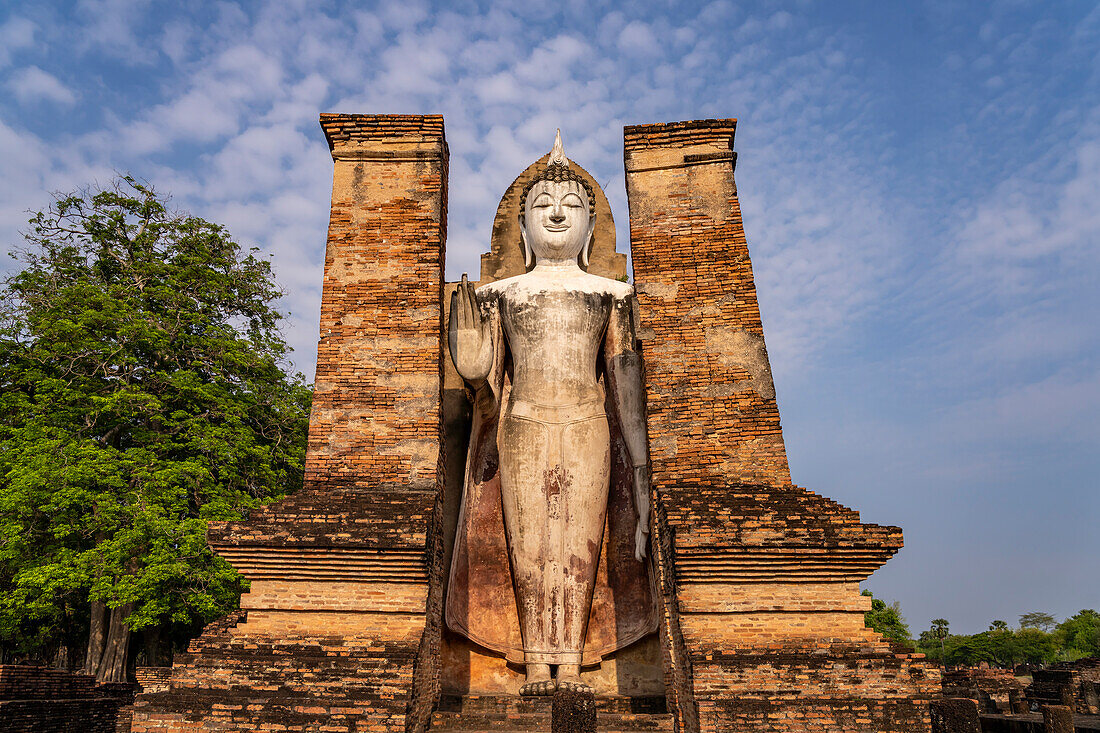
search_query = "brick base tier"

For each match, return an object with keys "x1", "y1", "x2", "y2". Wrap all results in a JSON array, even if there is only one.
[
  {"x1": 430, "y1": 694, "x2": 673, "y2": 733},
  {"x1": 131, "y1": 610, "x2": 423, "y2": 732}
]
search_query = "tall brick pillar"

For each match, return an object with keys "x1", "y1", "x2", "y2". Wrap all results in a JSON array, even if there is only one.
[
  {"x1": 131, "y1": 114, "x2": 449, "y2": 733},
  {"x1": 625, "y1": 120, "x2": 937, "y2": 733}
]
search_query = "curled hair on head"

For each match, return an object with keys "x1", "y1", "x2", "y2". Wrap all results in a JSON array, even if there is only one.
[{"x1": 519, "y1": 164, "x2": 597, "y2": 212}]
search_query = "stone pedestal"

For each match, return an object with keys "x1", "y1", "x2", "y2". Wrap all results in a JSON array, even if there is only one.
[
  {"x1": 624, "y1": 119, "x2": 938, "y2": 733},
  {"x1": 130, "y1": 114, "x2": 449, "y2": 733}
]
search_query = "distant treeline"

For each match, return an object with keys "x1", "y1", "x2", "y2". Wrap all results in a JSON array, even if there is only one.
[{"x1": 863, "y1": 592, "x2": 1099, "y2": 667}]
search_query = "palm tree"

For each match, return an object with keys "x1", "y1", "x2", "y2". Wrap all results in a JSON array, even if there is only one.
[{"x1": 932, "y1": 619, "x2": 950, "y2": 665}]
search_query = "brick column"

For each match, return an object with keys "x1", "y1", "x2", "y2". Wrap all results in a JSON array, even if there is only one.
[
  {"x1": 625, "y1": 118, "x2": 789, "y2": 488},
  {"x1": 625, "y1": 120, "x2": 936, "y2": 733},
  {"x1": 131, "y1": 114, "x2": 449, "y2": 733},
  {"x1": 307, "y1": 114, "x2": 448, "y2": 494}
]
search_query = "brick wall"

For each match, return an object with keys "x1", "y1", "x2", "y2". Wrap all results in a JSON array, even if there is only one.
[
  {"x1": 0, "y1": 665, "x2": 133, "y2": 733},
  {"x1": 942, "y1": 667, "x2": 1026, "y2": 714},
  {"x1": 624, "y1": 119, "x2": 938, "y2": 733},
  {"x1": 1027, "y1": 657, "x2": 1100, "y2": 715},
  {"x1": 131, "y1": 114, "x2": 449, "y2": 733}
]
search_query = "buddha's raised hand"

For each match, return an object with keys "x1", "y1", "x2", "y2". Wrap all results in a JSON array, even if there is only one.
[{"x1": 448, "y1": 274, "x2": 493, "y2": 385}]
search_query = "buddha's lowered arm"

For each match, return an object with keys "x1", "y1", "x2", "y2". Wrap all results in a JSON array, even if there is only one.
[{"x1": 604, "y1": 293, "x2": 651, "y2": 561}]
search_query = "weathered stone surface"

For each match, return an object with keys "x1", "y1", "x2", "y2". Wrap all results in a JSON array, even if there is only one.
[
  {"x1": 430, "y1": 693, "x2": 671, "y2": 732},
  {"x1": 552, "y1": 688, "x2": 597, "y2": 733}
]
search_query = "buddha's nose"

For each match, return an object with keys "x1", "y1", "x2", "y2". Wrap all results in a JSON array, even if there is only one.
[{"x1": 549, "y1": 211, "x2": 565, "y2": 223}]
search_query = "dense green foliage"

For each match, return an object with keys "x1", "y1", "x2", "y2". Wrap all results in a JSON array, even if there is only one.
[
  {"x1": 913, "y1": 610, "x2": 1100, "y2": 667},
  {"x1": 862, "y1": 590, "x2": 911, "y2": 644},
  {"x1": 0, "y1": 178, "x2": 310, "y2": 665},
  {"x1": 861, "y1": 590, "x2": 1097, "y2": 669}
]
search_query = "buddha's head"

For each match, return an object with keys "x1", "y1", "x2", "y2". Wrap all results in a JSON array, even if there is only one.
[{"x1": 518, "y1": 130, "x2": 597, "y2": 268}]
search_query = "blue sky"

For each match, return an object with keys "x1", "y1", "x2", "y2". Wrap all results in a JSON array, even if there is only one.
[{"x1": 1, "y1": 0, "x2": 1097, "y2": 636}]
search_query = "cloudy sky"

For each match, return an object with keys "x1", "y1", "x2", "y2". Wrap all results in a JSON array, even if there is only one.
[{"x1": 2, "y1": 0, "x2": 1097, "y2": 636}]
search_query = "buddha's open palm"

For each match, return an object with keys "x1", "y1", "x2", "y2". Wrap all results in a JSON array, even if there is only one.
[{"x1": 449, "y1": 274, "x2": 493, "y2": 384}]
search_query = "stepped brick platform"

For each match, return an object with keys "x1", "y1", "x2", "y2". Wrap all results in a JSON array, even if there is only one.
[
  {"x1": 131, "y1": 114, "x2": 450, "y2": 733},
  {"x1": 624, "y1": 119, "x2": 938, "y2": 732},
  {"x1": 430, "y1": 694, "x2": 673, "y2": 733}
]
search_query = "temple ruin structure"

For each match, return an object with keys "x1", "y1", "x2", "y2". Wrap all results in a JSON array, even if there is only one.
[{"x1": 130, "y1": 114, "x2": 939, "y2": 733}]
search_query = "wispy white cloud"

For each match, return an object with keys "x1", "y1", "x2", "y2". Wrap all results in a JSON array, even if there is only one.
[
  {"x1": 74, "y1": 0, "x2": 158, "y2": 64},
  {"x1": 0, "y1": 16, "x2": 35, "y2": 68},
  {"x1": 7, "y1": 66, "x2": 76, "y2": 106}
]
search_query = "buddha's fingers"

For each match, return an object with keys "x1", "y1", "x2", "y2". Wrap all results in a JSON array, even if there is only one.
[
  {"x1": 449, "y1": 290, "x2": 460, "y2": 334},
  {"x1": 459, "y1": 274, "x2": 471, "y2": 329},
  {"x1": 464, "y1": 279, "x2": 478, "y2": 329}
]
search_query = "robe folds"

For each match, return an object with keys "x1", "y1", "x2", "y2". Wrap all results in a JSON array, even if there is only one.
[{"x1": 444, "y1": 304, "x2": 658, "y2": 666}]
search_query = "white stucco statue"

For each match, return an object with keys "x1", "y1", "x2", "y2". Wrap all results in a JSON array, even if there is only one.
[{"x1": 446, "y1": 132, "x2": 653, "y2": 695}]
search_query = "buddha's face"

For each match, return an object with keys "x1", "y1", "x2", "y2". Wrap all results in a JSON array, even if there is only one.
[{"x1": 520, "y1": 180, "x2": 595, "y2": 264}]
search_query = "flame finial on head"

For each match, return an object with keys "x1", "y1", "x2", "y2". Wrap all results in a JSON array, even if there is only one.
[
  {"x1": 519, "y1": 129, "x2": 595, "y2": 212},
  {"x1": 549, "y1": 129, "x2": 568, "y2": 167}
]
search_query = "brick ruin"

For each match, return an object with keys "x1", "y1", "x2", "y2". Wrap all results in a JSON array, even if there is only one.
[
  {"x1": 1027, "y1": 658, "x2": 1100, "y2": 716},
  {"x1": 942, "y1": 667, "x2": 1027, "y2": 715},
  {"x1": 130, "y1": 114, "x2": 938, "y2": 732},
  {"x1": 0, "y1": 664, "x2": 134, "y2": 732}
]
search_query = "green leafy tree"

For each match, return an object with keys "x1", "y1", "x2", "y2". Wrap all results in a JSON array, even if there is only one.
[
  {"x1": 1056, "y1": 609, "x2": 1100, "y2": 656},
  {"x1": 1019, "y1": 611, "x2": 1057, "y2": 632},
  {"x1": 945, "y1": 633, "x2": 997, "y2": 666},
  {"x1": 916, "y1": 630, "x2": 943, "y2": 661},
  {"x1": 985, "y1": 622, "x2": 1018, "y2": 667},
  {"x1": 1014, "y1": 628, "x2": 1059, "y2": 665},
  {"x1": 862, "y1": 590, "x2": 912, "y2": 644},
  {"x1": 0, "y1": 178, "x2": 311, "y2": 681}
]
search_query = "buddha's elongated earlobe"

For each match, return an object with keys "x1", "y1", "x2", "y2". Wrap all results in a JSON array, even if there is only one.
[
  {"x1": 519, "y1": 214, "x2": 533, "y2": 268},
  {"x1": 580, "y1": 213, "x2": 595, "y2": 268}
]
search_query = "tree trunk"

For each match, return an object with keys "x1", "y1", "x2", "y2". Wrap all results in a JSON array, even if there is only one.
[
  {"x1": 83, "y1": 599, "x2": 108, "y2": 676},
  {"x1": 142, "y1": 625, "x2": 163, "y2": 667},
  {"x1": 95, "y1": 602, "x2": 134, "y2": 683}
]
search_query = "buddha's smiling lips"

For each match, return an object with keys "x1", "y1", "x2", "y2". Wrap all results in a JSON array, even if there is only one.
[{"x1": 543, "y1": 225, "x2": 570, "y2": 232}]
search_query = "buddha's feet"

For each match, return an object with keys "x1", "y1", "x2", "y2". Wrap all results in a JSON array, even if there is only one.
[
  {"x1": 555, "y1": 678, "x2": 592, "y2": 693},
  {"x1": 520, "y1": 663, "x2": 554, "y2": 696},
  {"x1": 519, "y1": 679, "x2": 556, "y2": 695},
  {"x1": 555, "y1": 664, "x2": 592, "y2": 693}
]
